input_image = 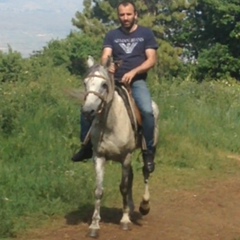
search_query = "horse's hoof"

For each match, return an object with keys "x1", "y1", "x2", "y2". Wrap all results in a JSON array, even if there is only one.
[
  {"x1": 139, "y1": 206, "x2": 150, "y2": 215},
  {"x1": 120, "y1": 222, "x2": 132, "y2": 231},
  {"x1": 89, "y1": 229, "x2": 99, "y2": 238}
]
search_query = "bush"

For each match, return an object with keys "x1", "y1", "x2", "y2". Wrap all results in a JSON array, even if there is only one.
[{"x1": 195, "y1": 44, "x2": 240, "y2": 81}]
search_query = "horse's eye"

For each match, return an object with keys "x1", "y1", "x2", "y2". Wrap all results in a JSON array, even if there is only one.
[{"x1": 102, "y1": 83, "x2": 108, "y2": 89}]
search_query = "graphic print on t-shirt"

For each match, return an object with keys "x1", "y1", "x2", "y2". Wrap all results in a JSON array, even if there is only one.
[{"x1": 115, "y1": 37, "x2": 144, "y2": 54}]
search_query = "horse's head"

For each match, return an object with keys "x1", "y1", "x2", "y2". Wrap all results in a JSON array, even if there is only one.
[{"x1": 82, "y1": 56, "x2": 115, "y2": 118}]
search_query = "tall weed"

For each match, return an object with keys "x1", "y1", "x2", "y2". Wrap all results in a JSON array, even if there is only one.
[{"x1": 154, "y1": 79, "x2": 240, "y2": 171}]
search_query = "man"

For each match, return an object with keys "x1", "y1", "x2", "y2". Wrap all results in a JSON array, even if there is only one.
[{"x1": 72, "y1": 1, "x2": 158, "y2": 174}]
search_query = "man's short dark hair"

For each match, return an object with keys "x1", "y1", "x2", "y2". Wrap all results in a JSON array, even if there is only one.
[{"x1": 117, "y1": 1, "x2": 137, "y2": 13}]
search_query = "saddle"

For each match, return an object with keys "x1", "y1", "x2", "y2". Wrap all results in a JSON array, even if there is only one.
[{"x1": 115, "y1": 81, "x2": 142, "y2": 133}]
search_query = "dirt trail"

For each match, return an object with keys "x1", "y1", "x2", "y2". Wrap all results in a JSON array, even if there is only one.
[{"x1": 19, "y1": 177, "x2": 240, "y2": 240}]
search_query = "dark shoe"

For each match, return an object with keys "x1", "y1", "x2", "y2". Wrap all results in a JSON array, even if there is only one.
[
  {"x1": 142, "y1": 150, "x2": 155, "y2": 173},
  {"x1": 71, "y1": 144, "x2": 93, "y2": 162}
]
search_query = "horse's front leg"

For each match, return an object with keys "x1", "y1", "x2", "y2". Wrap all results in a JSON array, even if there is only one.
[
  {"x1": 119, "y1": 154, "x2": 134, "y2": 230},
  {"x1": 89, "y1": 156, "x2": 105, "y2": 238}
]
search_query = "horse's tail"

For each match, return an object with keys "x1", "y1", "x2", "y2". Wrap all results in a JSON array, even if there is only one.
[{"x1": 152, "y1": 101, "x2": 160, "y2": 147}]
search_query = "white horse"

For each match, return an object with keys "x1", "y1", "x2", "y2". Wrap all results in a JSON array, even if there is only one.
[{"x1": 77, "y1": 58, "x2": 159, "y2": 238}]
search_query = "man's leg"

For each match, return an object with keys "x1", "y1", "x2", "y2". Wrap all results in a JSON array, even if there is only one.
[
  {"x1": 71, "y1": 111, "x2": 93, "y2": 162},
  {"x1": 131, "y1": 80, "x2": 155, "y2": 173}
]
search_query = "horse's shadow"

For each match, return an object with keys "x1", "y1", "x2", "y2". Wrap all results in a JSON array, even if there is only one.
[{"x1": 65, "y1": 204, "x2": 143, "y2": 226}]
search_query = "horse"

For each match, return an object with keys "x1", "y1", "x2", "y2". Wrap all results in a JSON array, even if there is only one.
[{"x1": 75, "y1": 57, "x2": 159, "y2": 238}]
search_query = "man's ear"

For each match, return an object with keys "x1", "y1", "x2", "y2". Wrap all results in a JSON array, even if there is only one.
[{"x1": 87, "y1": 55, "x2": 95, "y2": 68}]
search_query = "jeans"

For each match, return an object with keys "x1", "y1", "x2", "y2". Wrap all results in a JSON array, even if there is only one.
[
  {"x1": 131, "y1": 80, "x2": 155, "y2": 152},
  {"x1": 80, "y1": 111, "x2": 92, "y2": 142},
  {"x1": 80, "y1": 79, "x2": 155, "y2": 151}
]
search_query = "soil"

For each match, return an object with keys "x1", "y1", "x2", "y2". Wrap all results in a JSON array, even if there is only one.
[{"x1": 19, "y1": 176, "x2": 240, "y2": 240}]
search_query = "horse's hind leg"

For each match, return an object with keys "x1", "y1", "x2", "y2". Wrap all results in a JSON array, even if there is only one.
[
  {"x1": 139, "y1": 170, "x2": 150, "y2": 215},
  {"x1": 119, "y1": 155, "x2": 134, "y2": 230},
  {"x1": 138, "y1": 101, "x2": 158, "y2": 215},
  {"x1": 89, "y1": 156, "x2": 105, "y2": 238}
]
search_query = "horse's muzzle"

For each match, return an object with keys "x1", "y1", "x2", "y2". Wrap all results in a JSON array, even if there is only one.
[{"x1": 82, "y1": 107, "x2": 96, "y2": 120}]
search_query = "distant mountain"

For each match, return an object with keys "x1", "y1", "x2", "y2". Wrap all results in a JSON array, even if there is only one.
[
  {"x1": 0, "y1": 0, "x2": 83, "y2": 57},
  {"x1": 0, "y1": 0, "x2": 83, "y2": 13}
]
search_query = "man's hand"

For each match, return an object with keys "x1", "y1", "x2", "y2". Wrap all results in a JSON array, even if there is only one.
[
  {"x1": 121, "y1": 69, "x2": 137, "y2": 84},
  {"x1": 108, "y1": 62, "x2": 116, "y2": 74}
]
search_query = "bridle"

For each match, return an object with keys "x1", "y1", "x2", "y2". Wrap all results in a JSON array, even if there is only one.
[{"x1": 84, "y1": 73, "x2": 112, "y2": 114}]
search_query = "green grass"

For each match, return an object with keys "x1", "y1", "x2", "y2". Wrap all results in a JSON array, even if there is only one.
[{"x1": 1, "y1": 74, "x2": 240, "y2": 238}]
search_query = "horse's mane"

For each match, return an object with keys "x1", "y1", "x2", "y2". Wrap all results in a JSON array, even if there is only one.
[{"x1": 84, "y1": 64, "x2": 109, "y2": 79}]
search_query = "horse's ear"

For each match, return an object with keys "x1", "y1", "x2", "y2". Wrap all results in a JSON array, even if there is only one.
[{"x1": 87, "y1": 55, "x2": 95, "y2": 68}]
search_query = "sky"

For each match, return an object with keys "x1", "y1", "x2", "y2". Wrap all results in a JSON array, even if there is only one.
[{"x1": 0, "y1": 0, "x2": 83, "y2": 57}]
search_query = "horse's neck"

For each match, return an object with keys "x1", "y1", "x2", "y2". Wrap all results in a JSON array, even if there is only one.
[
  {"x1": 91, "y1": 91, "x2": 137, "y2": 153},
  {"x1": 95, "y1": 91, "x2": 130, "y2": 130},
  {"x1": 106, "y1": 92, "x2": 127, "y2": 127}
]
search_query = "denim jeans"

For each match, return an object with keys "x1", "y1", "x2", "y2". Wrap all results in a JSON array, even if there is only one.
[
  {"x1": 80, "y1": 79, "x2": 155, "y2": 151},
  {"x1": 131, "y1": 80, "x2": 155, "y2": 152},
  {"x1": 80, "y1": 111, "x2": 92, "y2": 142}
]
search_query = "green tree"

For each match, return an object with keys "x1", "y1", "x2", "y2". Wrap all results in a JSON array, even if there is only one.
[
  {"x1": 175, "y1": 0, "x2": 240, "y2": 80},
  {"x1": 196, "y1": 43, "x2": 240, "y2": 80},
  {"x1": 32, "y1": 33, "x2": 102, "y2": 76},
  {"x1": 0, "y1": 47, "x2": 29, "y2": 83},
  {"x1": 66, "y1": 32, "x2": 102, "y2": 75}
]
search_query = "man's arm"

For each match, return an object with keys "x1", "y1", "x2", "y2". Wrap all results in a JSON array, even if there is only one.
[
  {"x1": 101, "y1": 47, "x2": 117, "y2": 74},
  {"x1": 122, "y1": 49, "x2": 157, "y2": 84},
  {"x1": 134, "y1": 49, "x2": 157, "y2": 74},
  {"x1": 101, "y1": 47, "x2": 113, "y2": 65}
]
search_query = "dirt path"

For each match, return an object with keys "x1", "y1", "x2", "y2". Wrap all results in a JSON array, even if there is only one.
[{"x1": 19, "y1": 176, "x2": 240, "y2": 240}]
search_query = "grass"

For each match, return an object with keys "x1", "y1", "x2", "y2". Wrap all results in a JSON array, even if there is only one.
[{"x1": 0, "y1": 74, "x2": 240, "y2": 238}]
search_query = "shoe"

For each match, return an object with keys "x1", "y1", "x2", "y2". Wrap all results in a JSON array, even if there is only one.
[
  {"x1": 142, "y1": 150, "x2": 155, "y2": 173},
  {"x1": 71, "y1": 144, "x2": 93, "y2": 162}
]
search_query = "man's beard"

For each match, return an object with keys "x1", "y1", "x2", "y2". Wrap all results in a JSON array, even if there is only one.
[{"x1": 121, "y1": 19, "x2": 135, "y2": 32}]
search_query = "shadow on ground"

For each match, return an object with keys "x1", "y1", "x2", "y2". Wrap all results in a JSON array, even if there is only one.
[{"x1": 65, "y1": 204, "x2": 143, "y2": 226}]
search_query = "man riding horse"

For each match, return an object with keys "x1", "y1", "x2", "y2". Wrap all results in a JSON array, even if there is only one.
[{"x1": 72, "y1": 0, "x2": 158, "y2": 174}]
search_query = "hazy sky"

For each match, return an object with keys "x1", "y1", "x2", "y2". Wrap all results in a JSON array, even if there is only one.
[{"x1": 0, "y1": 0, "x2": 83, "y2": 57}]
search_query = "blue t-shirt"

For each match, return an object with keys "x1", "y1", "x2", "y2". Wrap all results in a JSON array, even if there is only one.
[{"x1": 103, "y1": 26, "x2": 158, "y2": 81}]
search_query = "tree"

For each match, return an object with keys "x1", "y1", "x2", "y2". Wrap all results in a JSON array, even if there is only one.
[
  {"x1": 0, "y1": 47, "x2": 28, "y2": 83},
  {"x1": 196, "y1": 43, "x2": 240, "y2": 80},
  {"x1": 192, "y1": 0, "x2": 240, "y2": 80}
]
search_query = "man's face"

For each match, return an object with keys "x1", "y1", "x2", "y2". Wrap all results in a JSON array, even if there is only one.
[{"x1": 118, "y1": 4, "x2": 137, "y2": 30}]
